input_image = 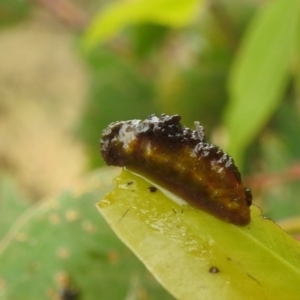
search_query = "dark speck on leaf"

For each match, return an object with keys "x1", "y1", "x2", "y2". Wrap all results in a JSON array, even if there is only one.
[
  {"x1": 209, "y1": 266, "x2": 219, "y2": 274},
  {"x1": 148, "y1": 186, "x2": 157, "y2": 193},
  {"x1": 247, "y1": 273, "x2": 260, "y2": 284},
  {"x1": 127, "y1": 181, "x2": 133, "y2": 185}
]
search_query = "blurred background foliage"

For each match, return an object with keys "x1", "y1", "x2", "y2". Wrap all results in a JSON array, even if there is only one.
[{"x1": 1, "y1": 0, "x2": 300, "y2": 298}]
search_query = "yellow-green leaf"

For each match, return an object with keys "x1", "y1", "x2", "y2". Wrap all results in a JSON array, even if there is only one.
[
  {"x1": 224, "y1": 0, "x2": 300, "y2": 164},
  {"x1": 99, "y1": 169, "x2": 300, "y2": 300},
  {"x1": 82, "y1": 0, "x2": 201, "y2": 51}
]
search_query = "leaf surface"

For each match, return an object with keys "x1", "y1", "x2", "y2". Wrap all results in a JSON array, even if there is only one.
[
  {"x1": 99, "y1": 169, "x2": 300, "y2": 300},
  {"x1": 0, "y1": 168, "x2": 174, "y2": 299}
]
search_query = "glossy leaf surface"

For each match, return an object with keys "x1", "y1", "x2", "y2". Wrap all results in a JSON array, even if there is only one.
[{"x1": 99, "y1": 169, "x2": 300, "y2": 300}]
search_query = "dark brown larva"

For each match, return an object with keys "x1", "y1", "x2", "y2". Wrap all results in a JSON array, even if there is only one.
[{"x1": 100, "y1": 114, "x2": 252, "y2": 226}]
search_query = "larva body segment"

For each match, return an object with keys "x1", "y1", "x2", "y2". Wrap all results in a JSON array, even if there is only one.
[{"x1": 100, "y1": 114, "x2": 252, "y2": 226}]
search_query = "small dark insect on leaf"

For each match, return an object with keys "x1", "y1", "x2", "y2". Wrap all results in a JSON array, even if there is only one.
[
  {"x1": 100, "y1": 114, "x2": 252, "y2": 226},
  {"x1": 55, "y1": 272, "x2": 79, "y2": 300},
  {"x1": 148, "y1": 186, "x2": 157, "y2": 193},
  {"x1": 209, "y1": 266, "x2": 220, "y2": 274}
]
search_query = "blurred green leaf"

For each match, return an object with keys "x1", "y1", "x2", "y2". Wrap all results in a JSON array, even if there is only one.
[
  {"x1": 0, "y1": 168, "x2": 174, "y2": 299},
  {"x1": 0, "y1": 177, "x2": 31, "y2": 240},
  {"x1": 99, "y1": 169, "x2": 300, "y2": 300},
  {"x1": 82, "y1": 0, "x2": 202, "y2": 50},
  {"x1": 224, "y1": 0, "x2": 300, "y2": 165},
  {"x1": 258, "y1": 132, "x2": 300, "y2": 220},
  {"x1": 295, "y1": 15, "x2": 300, "y2": 101},
  {"x1": 275, "y1": 102, "x2": 300, "y2": 161},
  {"x1": 0, "y1": 0, "x2": 31, "y2": 26},
  {"x1": 131, "y1": 23, "x2": 169, "y2": 57}
]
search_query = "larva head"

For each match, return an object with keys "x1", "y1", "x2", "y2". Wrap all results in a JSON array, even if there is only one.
[{"x1": 100, "y1": 120, "x2": 139, "y2": 166}]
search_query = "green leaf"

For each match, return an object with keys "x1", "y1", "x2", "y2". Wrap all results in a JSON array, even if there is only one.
[
  {"x1": 0, "y1": 168, "x2": 174, "y2": 299},
  {"x1": 295, "y1": 14, "x2": 300, "y2": 101},
  {"x1": 0, "y1": 0, "x2": 31, "y2": 27},
  {"x1": 99, "y1": 169, "x2": 300, "y2": 300},
  {"x1": 0, "y1": 177, "x2": 31, "y2": 241},
  {"x1": 82, "y1": 0, "x2": 202, "y2": 50},
  {"x1": 224, "y1": 0, "x2": 300, "y2": 164}
]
